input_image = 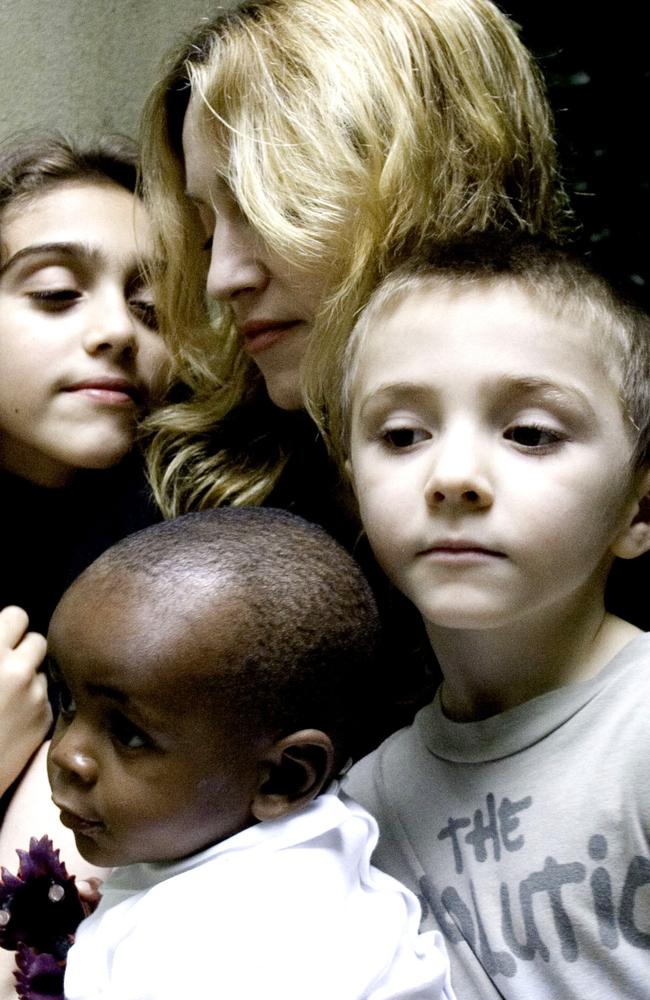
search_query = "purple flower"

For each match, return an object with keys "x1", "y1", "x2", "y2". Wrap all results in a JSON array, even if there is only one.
[
  {"x1": 14, "y1": 945, "x2": 65, "y2": 1000},
  {"x1": 0, "y1": 835, "x2": 84, "y2": 957}
]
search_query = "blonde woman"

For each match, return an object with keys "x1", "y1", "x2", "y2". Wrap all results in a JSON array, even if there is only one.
[
  {"x1": 141, "y1": 0, "x2": 567, "y2": 526},
  {"x1": 138, "y1": 0, "x2": 568, "y2": 752}
]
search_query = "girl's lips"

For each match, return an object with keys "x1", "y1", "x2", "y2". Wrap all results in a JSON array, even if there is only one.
[
  {"x1": 63, "y1": 377, "x2": 142, "y2": 406},
  {"x1": 239, "y1": 321, "x2": 301, "y2": 355},
  {"x1": 69, "y1": 387, "x2": 136, "y2": 406}
]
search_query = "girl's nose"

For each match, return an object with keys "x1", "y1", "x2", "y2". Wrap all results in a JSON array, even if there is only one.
[{"x1": 82, "y1": 291, "x2": 138, "y2": 359}]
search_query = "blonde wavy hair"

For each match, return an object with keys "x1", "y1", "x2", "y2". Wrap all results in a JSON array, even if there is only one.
[{"x1": 141, "y1": 0, "x2": 568, "y2": 517}]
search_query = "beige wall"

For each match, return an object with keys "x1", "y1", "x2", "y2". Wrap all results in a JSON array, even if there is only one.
[{"x1": 0, "y1": 0, "x2": 237, "y2": 143}]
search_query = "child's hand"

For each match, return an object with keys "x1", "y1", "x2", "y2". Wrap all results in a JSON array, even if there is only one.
[{"x1": 0, "y1": 607, "x2": 51, "y2": 796}]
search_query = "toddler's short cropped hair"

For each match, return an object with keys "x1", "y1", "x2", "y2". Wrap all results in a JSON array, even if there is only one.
[
  {"x1": 333, "y1": 234, "x2": 650, "y2": 468},
  {"x1": 80, "y1": 507, "x2": 381, "y2": 768}
]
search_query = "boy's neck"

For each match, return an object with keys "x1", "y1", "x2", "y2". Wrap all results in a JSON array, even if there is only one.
[{"x1": 427, "y1": 601, "x2": 640, "y2": 723}]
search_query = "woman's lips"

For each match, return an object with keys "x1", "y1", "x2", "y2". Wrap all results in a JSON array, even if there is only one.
[{"x1": 239, "y1": 320, "x2": 302, "y2": 355}]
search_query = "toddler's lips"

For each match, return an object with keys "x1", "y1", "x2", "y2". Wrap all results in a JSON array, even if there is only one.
[{"x1": 55, "y1": 804, "x2": 104, "y2": 836}]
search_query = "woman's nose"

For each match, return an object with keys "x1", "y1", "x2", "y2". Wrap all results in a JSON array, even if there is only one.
[{"x1": 205, "y1": 217, "x2": 270, "y2": 303}]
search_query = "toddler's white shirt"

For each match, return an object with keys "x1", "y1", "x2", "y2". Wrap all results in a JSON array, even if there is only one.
[{"x1": 64, "y1": 791, "x2": 455, "y2": 1000}]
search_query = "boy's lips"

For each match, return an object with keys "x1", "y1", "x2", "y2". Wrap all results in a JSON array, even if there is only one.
[
  {"x1": 238, "y1": 319, "x2": 302, "y2": 355},
  {"x1": 419, "y1": 539, "x2": 506, "y2": 561}
]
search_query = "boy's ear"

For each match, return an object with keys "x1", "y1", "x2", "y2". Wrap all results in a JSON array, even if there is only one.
[
  {"x1": 251, "y1": 729, "x2": 335, "y2": 823},
  {"x1": 611, "y1": 469, "x2": 650, "y2": 560}
]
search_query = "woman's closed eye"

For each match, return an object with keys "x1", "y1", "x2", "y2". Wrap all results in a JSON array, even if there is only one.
[{"x1": 129, "y1": 297, "x2": 158, "y2": 330}]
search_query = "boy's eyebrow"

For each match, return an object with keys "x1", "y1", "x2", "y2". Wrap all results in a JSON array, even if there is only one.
[
  {"x1": 0, "y1": 241, "x2": 101, "y2": 277},
  {"x1": 495, "y1": 375, "x2": 597, "y2": 414},
  {"x1": 488, "y1": 375, "x2": 595, "y2": 416},
  {"x1": 357, "y1": 376, "x2": 597, "y2": 416},
  {"x1": 356, "y1": 382, "x2": 434, "y2": 413}
]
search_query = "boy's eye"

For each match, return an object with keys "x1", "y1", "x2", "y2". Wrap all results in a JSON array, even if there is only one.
[
  {"x1": 110, "y1": 712, "x2": 151, "y2": 751},
  {"x1": 381, "y1": 426, "x2": 429, "y2": 449},
  {"x1": 504, "y1": 424, "x2": 562, "y2": 448}
]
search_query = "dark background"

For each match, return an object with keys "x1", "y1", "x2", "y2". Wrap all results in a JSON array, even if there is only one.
[{"x1": 501, "y1": 3, "x2": 649, "y2": 309}]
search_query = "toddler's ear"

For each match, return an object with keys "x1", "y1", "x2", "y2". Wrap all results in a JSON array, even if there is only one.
[
  {"x1": 251, "y1": 730, "x2": 335, "y2": 823},
  {"x1": 611, "y1": 469, "x2": 650, "y2": 560}
]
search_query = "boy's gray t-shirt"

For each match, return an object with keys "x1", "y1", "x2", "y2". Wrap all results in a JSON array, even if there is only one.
[{"x1": 346, "y1": 632, "x2": 650, "y2": 999}]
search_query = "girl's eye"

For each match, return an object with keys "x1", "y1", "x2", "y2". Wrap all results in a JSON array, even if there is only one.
[
  {"x1": 381, "y1": 426, "x2": 430, "y2": 449},
  {"x1": 202, "y1": 235, "x2": 213, "y2": 253},
  {"x1": 504, "y1": 424, "x2": 562, "y2": 449},
  {"x1": 110, "y1": 712, "x2": 151, "y2": 751},
  {"x1": 28, "y1": 289, "x2": 81, "y2": 310},
  {"x1": 129, "y1": 299, "x2": 158, "y2": 331}
]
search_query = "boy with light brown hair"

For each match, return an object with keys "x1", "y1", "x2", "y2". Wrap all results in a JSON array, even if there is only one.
[{"x1": 336, "y1": 235, "x2": 650, "y2": 998}]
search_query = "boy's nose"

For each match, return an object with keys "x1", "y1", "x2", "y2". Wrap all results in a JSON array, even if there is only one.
[{"x1": 424, "y1": 431, "x2": 494, "y2": 511}]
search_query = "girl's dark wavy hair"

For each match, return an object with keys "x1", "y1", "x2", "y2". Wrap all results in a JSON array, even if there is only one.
[{"x1": 0, "y1": 131, "x2": 139, "y2": 226}]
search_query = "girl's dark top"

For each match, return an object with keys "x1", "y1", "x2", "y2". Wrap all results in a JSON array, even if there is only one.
[
  {"x1": 0, "y1": 456, "x2": 159, "y2": 635},
  {"x1": 0, "y1": 455, "x2": 160, "y2": 820}
]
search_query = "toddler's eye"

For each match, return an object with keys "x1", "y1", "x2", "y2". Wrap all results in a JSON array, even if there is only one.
[
  {"x1": 55, "y1": 683, "x2": 77, "y2": 721},
  {"x1": 110, "y1": 712, "x2": 151, "y2": 751},
  {"x1": 504, "y1": 424, "x2": 562, "y2": 448},
  {"x1": 382, "y1": 427, "x2": 429, "y2": 449}
]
